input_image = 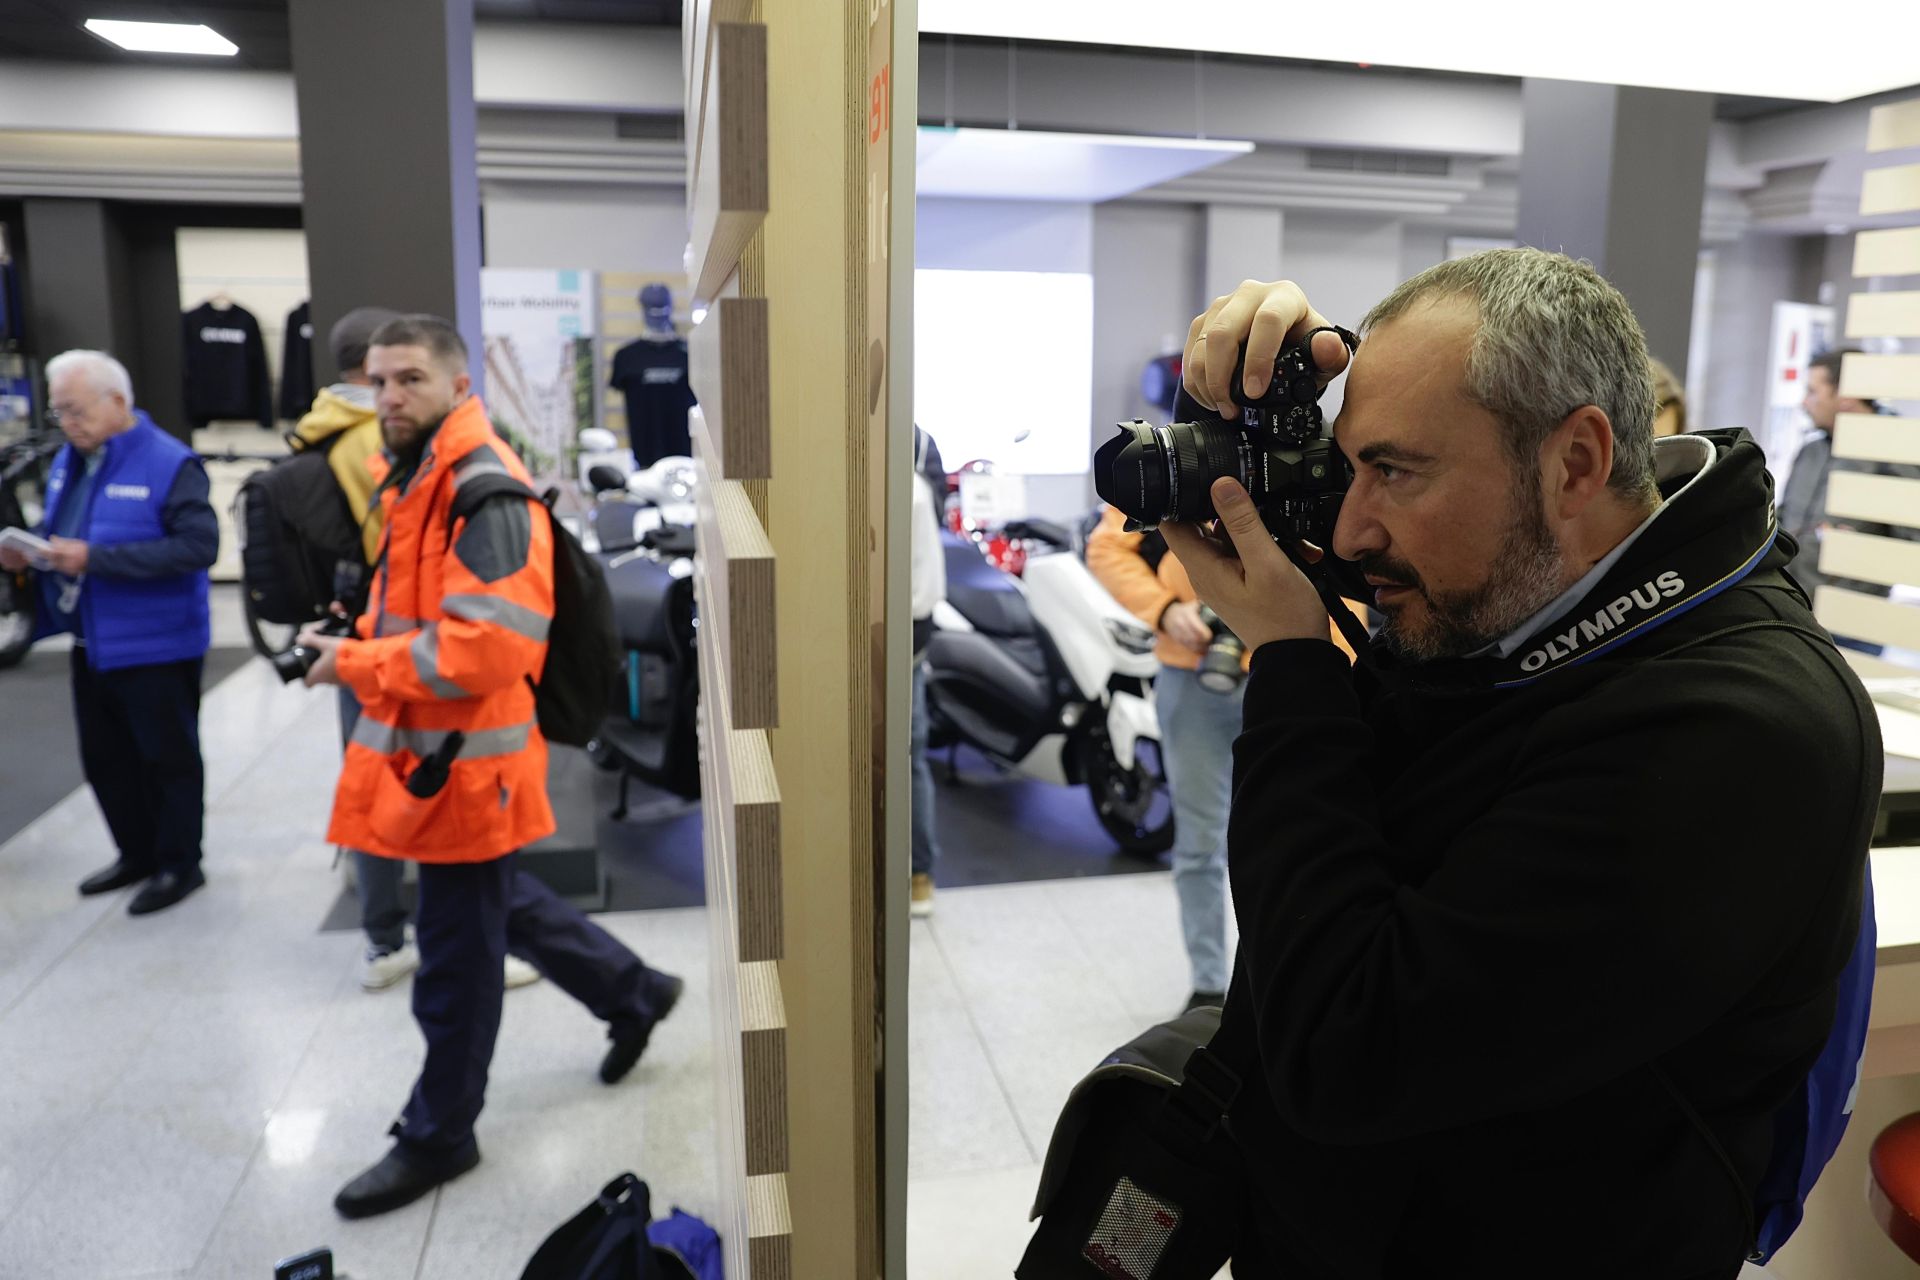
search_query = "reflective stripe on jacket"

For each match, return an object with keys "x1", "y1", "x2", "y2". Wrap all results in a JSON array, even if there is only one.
[{"x1": 326, "y1": 397, "x2": 557, "y2": 862}]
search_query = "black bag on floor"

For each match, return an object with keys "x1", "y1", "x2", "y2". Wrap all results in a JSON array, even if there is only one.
[
  {"x1": 519, "y1": 1173, "x2": 698, "y2": 1280},
  {"x1": 1016, "y1": 1003, "x2": 1252, "y2": 1280}
]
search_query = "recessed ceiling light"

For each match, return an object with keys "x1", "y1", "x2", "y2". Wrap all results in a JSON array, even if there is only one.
[{"x1": 83, "y1": 19, "x2": 238, "y2": 57}]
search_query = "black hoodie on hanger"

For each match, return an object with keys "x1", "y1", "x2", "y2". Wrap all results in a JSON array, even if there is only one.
[{"x1": 182, "y1": 299, "x2": 272, "y2": 430}]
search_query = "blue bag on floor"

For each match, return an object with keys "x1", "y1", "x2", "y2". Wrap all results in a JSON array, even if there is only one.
[{"x1": 649, "y1": 1207, "x2": 724, "y2": 1280}]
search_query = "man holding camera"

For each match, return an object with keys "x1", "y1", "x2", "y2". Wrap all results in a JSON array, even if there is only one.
[
  {"x1": 0, "y1": 350, "x2": 217, "y2": 916},
  {"x1": 1154, "y1": 251, "x2": 1878, "y2": 1274},
  {"x1": 294, "y1": 314, "x2": 682, "y2": 1219}
]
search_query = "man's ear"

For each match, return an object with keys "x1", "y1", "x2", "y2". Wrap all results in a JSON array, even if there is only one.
[
  {"x1": 452, "y1": 371, "x2": 473, "y2": 402},
  {"x1": 1542, "y1": 405, "x2": 1615, "y2": 521}
]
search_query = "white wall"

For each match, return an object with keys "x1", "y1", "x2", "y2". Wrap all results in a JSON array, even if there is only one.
[
  {"x1": 482, "y1": 183, "x2": 689, "y2": 274},
  {"x1": 916, "y1": 198, "x2": 1092, "y2": 273},
  {"x1": 1091, "y1": 200, "x2": 1204, "y2": 455},
  {"x1": 1692, "y1": 231, "x2": 1808, "y2": 437}
]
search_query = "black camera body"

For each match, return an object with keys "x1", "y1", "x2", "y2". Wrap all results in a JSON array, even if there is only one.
[
  {"x1": 1093, "y1": 334, "x2": 1354, "y2": 548},
  {"x1": 270, "y1": 610, "x2": 354, "y2": 685}
]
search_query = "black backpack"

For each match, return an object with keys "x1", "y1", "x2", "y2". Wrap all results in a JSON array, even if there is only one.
[
  {"x1": 235, "y1": 441, "x2": 366, "y2": 625},
  {"x1": 447, "y1": 473, "x2": 621, "y2": 748},
  {"x1": 519, "y1": 1173, "x2": 698, "y2": 1280}
]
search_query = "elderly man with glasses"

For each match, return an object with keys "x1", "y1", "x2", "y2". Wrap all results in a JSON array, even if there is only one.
[{"x1": 0, "y1": 349, "x2": 217, "y2": 915}]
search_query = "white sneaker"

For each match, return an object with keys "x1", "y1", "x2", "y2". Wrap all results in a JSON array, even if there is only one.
[
  {"x1": 360, "y1": 941, "x2": 420, "y2": 991},
  {"x1": 505, "y1": 955, "x2": 543, "y2": 989},
  {"x1": 911, "y1": 873, "x2": 935, "y2": 919}
]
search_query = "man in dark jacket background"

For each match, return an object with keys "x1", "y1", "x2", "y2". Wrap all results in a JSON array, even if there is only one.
[
  {"x1": 0, "y1": 350, "x2": 218, "y2": 915},
  {"x1": 1162, "y1": 250, "x2": 1881, "y2": 1277}
]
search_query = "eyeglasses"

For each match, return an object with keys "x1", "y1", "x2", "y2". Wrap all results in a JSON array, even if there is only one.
[{"x1": 45, "y1": 400, "x2": 97, "y2": 426}]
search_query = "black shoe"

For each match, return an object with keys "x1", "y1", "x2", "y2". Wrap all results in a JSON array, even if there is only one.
[
  {"x1": 1183, "y1": 990, "x2": 1226, "y2": 1014},
  {"x1": 334, "y1": 1141, "x2": 480, "y2": 1220},
  {"x1": 601, "y1": 972, "x2": 685, "y2": 1084},
  {"x1": 78, "y1": 861, "x2": 151, "y2": 896},
  {"x1": 127, "y1": 867, "x2": 205, "y2": 916}
]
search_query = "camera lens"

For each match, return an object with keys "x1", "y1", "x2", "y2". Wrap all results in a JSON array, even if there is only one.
[{"x1": 1094, "y1": 419, "x2": 1264, "y2": 526}]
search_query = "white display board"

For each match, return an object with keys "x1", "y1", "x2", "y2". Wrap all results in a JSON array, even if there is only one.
[
  {"x1": 480, "y1": 268, "x2": 598, "y2": 483},
  {"x1": 913, "y1": 268, "x2": 1093, "y2": 476}
]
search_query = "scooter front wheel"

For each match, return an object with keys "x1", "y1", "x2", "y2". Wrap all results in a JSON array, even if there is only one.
[
  {"x1": 1079, "y1": 725, "x2": 1175, "y2": 857},
  {"x1": 0, "y1": 568, "x2": 33, "y2": 670}
]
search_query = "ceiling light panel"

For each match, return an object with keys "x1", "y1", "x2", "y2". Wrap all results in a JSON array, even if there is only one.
[
  {"x1": 920, "y1": 0, "x2": 1920, "y2": 104},
  {"x1": 83, "y1": 19, "x2": 239, "y2": 57}
]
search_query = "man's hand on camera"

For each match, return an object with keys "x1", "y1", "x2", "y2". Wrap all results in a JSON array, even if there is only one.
[
  {"x1": 1159, "y1": 600, "x2": 1213, "y2": 655},
  {"x1": 1160, "y1": 478, "x2": 1329, "y2": 653},
  {"x1": 295, "y1": 626, "x2": 345, "y2": 688},
  {"x1": 1184, "y1": 279, "x2": 1353, "y2": 415}
]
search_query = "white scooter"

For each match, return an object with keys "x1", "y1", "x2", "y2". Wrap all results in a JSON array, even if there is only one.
[{"x1": 924, "y1": 518, "x2": 1174, "y2": 857}]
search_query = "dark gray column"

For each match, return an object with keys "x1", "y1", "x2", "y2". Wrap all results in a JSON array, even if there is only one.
[
  {"x1": 287, "y1": 0, "x2": 483, "y2": 388},
  {"x1": 1517, "y1": 79, "x2": 1712, "y2": 379},
  {"x1": 20, "y1": 199, "x2": 136, "y2": 365}
]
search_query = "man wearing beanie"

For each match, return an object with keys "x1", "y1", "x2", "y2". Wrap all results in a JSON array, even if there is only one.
[{"x1": 291, "y1": 306, "x2": 541, "y2": 994}]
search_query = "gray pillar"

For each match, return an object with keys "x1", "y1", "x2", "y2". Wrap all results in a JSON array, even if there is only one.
[
  {"x1": 21, "y1": 199, "x2": 136, "y2": 364},
  {"x1": 288, "y1": 0, "x2": 483, "y2": 389},
  {"x1": 1204, "y1": 205, "x2": 1284, "y2": 303},
  {"x1": 1517, "y1": 79, "x2": 1711, "y2": 378}
]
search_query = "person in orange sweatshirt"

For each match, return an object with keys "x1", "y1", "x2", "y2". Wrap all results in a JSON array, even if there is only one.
[{"x1": 1089, "y1": 506, "x2": 1356, "y2": 1010}]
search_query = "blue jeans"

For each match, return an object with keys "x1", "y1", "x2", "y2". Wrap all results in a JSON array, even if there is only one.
[
  {"x1": 338, "y1": 686, "x2": 409, "y2": 953},
  {"x1": 1155, "y1": 664, "x2": 1244, "y2": 995},
  {"x1": 911, "y1": 660, "x2": 941, "y2": 877}
]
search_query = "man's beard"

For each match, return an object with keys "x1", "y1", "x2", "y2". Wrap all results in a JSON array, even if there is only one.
[
  {"x1": 382, "y1": 412, "x2": 448, "y2": 468},
  {"x1": 1365, "y1": 483, "x2": 1569, "y2": 664}
]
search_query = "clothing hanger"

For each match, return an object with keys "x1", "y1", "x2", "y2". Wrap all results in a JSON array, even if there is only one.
[{"x1": 209, "y1": 290, "x2": 233, "y2": 310}]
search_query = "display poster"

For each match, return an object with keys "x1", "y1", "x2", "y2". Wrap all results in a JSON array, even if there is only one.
[{"x1": 480, "y1": 269, "x2": 598, "y2": 484}]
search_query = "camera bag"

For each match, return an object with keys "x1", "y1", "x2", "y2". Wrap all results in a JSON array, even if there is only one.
[{"x1": 1016, "y1": 1001, "x2": 1254, "y2": 1280}]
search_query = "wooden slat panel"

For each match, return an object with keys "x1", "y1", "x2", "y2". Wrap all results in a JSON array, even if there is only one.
[
  {"x1": 689, "y1": 294, "x2": 771, "y2": 481},
  {"x1": 687, "y1": 21, "x2": 767, "y2": 303},
  {"x1": 739, "y1": 960, "x2": 788, "y2": 1175},
  {"x1": 729, "y1": 728, "x2": 782, "y2": 962},
  {"x1": 1856, "y1": 227, "x2": 1920, "y2": 278},
  {"x1": 1848, "y1": 291, "x2": 1920, "y2": 339},
  {"x1": 1870, "y1": 98, "x2": 1920, "y2": 152},
  {"x1": 1841, "y1": 353, "x2": 1920, "y2": 402},
  {"x1": 1863, "y1": 164, "x2": 1920, "y2": 217},
  {"x1": 1834, "y1": 414, "x2": 1920, "y2": 466},
  {"x1": 747, "y1": 1171, "x2": 793, "y2": 1279},
  {"x1": 1843, "y1": 646, "x2": 1918, "y2": 681},
  {"x1": 693, "y1": 406, "x2": 778, "y2": 729},
  {"x1": 1826, "y1": 471, "x2": 1920, "y2": 529},
  {"x1": 693, "y1": 603, "x2": 751, "y2": 1280},
  {"x1": 1816, "y1": 585, "x2": 1920, "y2": 652},
  {"x1": 1821, "y1": 529, "x2": 1920, "y2": 589}
]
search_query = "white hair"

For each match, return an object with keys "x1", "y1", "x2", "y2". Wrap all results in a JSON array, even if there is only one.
[{"x1": 46, "y1": 349, "x2": 135, "y2": 408}]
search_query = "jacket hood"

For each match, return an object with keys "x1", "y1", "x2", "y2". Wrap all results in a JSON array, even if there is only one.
[
  {"x1": 291, "y1": 385, "x2": 377, "y2": 449},
  {"x1": 1371, "y1": 429, "x2": 1785, "y2": 693}
]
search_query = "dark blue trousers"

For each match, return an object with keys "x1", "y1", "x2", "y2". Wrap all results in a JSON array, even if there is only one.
[
  {"x1": 397, "y1": 852, "x2": 669, "y2": 1158},
  {"x1": 69, "y1": 647, "x2": 204, "y2": 876}
]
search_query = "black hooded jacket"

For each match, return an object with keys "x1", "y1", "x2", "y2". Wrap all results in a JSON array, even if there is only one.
[{"x1": 1226, "y1": 431, "x2": 1882, "y2": 1278}]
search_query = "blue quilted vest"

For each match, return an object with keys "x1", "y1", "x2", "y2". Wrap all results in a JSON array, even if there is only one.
[{"x1": 36, "y1": 413, "x2": 211, "y2": 671}]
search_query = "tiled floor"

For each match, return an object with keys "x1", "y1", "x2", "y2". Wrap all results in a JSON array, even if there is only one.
[
  {"x1": 904, "y1": 873, "x2": 1232, "y2": 1279},
  {"x1": 0, "y1": 661, "x2": 718, "y2": 1280}
]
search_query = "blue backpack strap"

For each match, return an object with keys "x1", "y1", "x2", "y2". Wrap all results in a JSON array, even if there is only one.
[{"x1": 1751, "y1": 866, "x2": 1877, "y2": 1261}]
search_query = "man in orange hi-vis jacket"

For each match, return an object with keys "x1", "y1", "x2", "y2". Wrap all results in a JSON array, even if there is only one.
[{"x1": 295, "y1": 314, "x2": 682, "y2": 1220}]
